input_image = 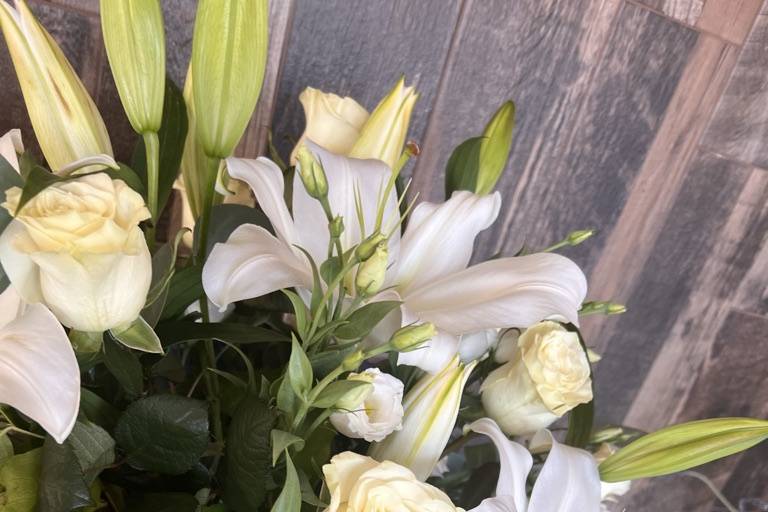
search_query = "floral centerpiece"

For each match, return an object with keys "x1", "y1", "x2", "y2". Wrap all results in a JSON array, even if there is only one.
[{"x1": 0, "y1": 1, "x2": 765, "y2": 511}]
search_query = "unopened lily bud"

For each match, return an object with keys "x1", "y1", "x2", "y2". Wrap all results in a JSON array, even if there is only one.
[
  {"x1": 566, "y1": 229, "x2": 596, "y2": 246},
  {"x1": 355, "y1": 242, "x2": 387, "y2": 296},
  {"x1": 191, "y1": 0, "x2": 268, "y2": 157},
  {"x1": 580, "y1": 300, "x2": 626, "y2": 316},
  {"x1": 390, "y1": 323, "x2": 437, "y2": 352},
  {"x1": 476, "y1": 101, "x2": 515, "y2": 195},
  {"x1": 295, "y1": 146, "x2": 328, "y2": 199},
  {"x1": 100, "y1": 0, "x2": 165, "y2": 133},
  {"x1": 341, "y1": 350, "x2": 365, "y2": 371},
  {"x1": 329, "y1": 215, "x2": 344, "y2": 239},
  {"x1": 349, "y1": 77, "x2": 418, "y2": 170},
  {"x1": 356, "y1": 232, "x2": 386, "y2": 261},
  {"x1": 0, "y1": 0, "x2": 113, "y2": 173}
]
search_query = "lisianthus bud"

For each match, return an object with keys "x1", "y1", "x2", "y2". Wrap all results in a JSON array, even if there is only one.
[
  {"x1": 349, "y1": 77, "x2": 418, "y2": 170},
  {"x1": 356, "y1": 231, "x2": 387, "y2": 261},
  {"x1": 475, "y1": 101, "x2": 515, "y2": 195},
  {"x1": 330, "y1": 368, "x2": 404, "y2": 443},
  {"x1": 0, "y1": 0, "x2": 113, "y2": 173},
  {"x1": 341, "y1": 350, "x2": 365, "y2": 371},
  {"x1": 100, "y1": 0, "x2": 165, "y2": 133},
  {"x1": 290, "y1": 87, "x2": 369, "y2": 165},
  {"x1": 369, "y1": 357, "x2": 476, "y2": 480},
  {"x1": 323, "y1": 452, "x2": 460, "y2": 512},
  {"x1": 0, "y1": 174, "x2": 152, "y2": 332},
  {"x1": 390, "y1": 322, "x2": 437, "y2": 352},
  {"x1": 481, "y1": 321, "x2": 592, "y2": 436},
  {"x1": 355, "y1": 242, "x2": 387, "y2": 296},
  {"x1": 191, "y1": 0, "x2": 268, "y2": 158},
  {"x1": 295, "y1": 145, "x2": 328, "y2": 199},
  {"x1": 329, "y1": 215, "x2": 345, "y2": 239}
]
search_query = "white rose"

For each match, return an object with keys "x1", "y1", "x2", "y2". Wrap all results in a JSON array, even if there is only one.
[
  {"x1": 330, "y1": 368, "x2": 404, "y2": 442},
  {"x1": 0, "y1": 173, "x2": 152, "y2": 332},
  {"x1": 323, "y1": 451, "x2": 462, "y2": 512},
  {"x1": 481, "y1": 321, "x2": 592, "y2": 435},
  {"x1": 290, "y1": 87, "x2": 369, "y2": 164}
]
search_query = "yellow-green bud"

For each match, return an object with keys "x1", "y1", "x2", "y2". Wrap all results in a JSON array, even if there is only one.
[
  {"x1": 356, "y1": 232, "x2": 387, "y2": 261},
  {"x1": 330, "y1": 215, "x2": 345, "y2": 239},
  {"x1": 295, "y1": 145, "x2": 328, "y2": 199},
  {"x1": 476, "y1": 101, "x2": 515, "y2": 195},
  {"x1": 341, "y1": 350, "x2": 365, "y2": 371},
  {"x1": 335, "y1": 376, "x2": 375, "y2": 411},
  {"x1": 100, "y1": 0, "x2": 166, "y2": 134},
  {"x1": 355, "y1": 242, "x2": 388, "y2": 297},
  {"x1": 591, "y1": 427, "x2": 625, "y2": 444},
  {"x1": 566, "y1": 229, "x2": 596, "y2": 246},
  {"x1": 390, "y1": 323, "x2": 437, "y2": 352},
  {"x1": 580, "y1": 301, "x2": 626, "y2": 316}
]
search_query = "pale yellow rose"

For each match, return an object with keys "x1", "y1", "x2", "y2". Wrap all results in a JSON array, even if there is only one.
[
  {"x1": 482, "y1": 321, "x2": 592, "y2": 435},
  {"x1": 290, "y1": 87, "x2": 369, "y2": 164},
  {"x1": 0, "y1": 173, "x2": 152, "y2": 332},
  {"x1": 323, "y1": 452, "x2": 462, "y2": 512}
]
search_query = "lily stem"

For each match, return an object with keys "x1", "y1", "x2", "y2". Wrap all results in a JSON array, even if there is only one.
[{"x1": 143, "y1": 131, "x2": 160, "y2": 251}]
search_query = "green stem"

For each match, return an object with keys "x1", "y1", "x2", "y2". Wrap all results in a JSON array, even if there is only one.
[
  {"x1": 303, "y1": 409, "x2": 333, "y2": 440},
  {"x1": 292, "y1": 366, "x2": 345, "y2": 431},
  {"x1": 143, "y1": 132, "x2": 160, "y2": 250}
]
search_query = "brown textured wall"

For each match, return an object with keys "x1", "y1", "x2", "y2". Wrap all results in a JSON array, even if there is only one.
[{"x1": 1, "y1": 1, "x2": 766, "y2": 509}]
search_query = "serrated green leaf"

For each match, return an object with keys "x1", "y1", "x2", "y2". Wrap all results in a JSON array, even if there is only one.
[
  {"x1": 271, "y1": 430, "x2": 304, "y2": 465},
  {"x1": 224, "y1": 396, "x2": 272, "y2": 512},
  {"x1": 103, "y1": 334, "x2": 143, "y2": 398},
  {"x1": 334, "y1": 300, "x2": 401, "y2": 341},
  {"x1": 288, "y1": 335, "x2": 313, "y2": 400},
  {"x1": 155, "y1": 320, "x2": 288, "y2": 346},
  {"x1": 0, "y1": 448, "x2": 42, "y2": 512},
  {"x1": 312, "y1": 380, "x2": 370, "y2": 409},
  {"x1": 38, "y1": 434, "x2": 92, "y2": 511},
  {"x1": 79, "y1": 388, "x2": 120, "y2": 431},
  {"x1": 444, "y1": 136, "x2": 483, "y2": 198},
  {"x1": 110, "y1": 316, "x2": 164, "y2": 354},
  {"x1": 270, "y1": 452, "x2": 301, "y2": 512},
  {"x1": 115, "y1": 395, "x2": 209, "y2": 475},
  {"x1": 67, "y1": 420, "x2": 115, "y2": 484}
]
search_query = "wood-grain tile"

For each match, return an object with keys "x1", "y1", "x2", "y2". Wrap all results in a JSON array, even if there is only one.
[{"x1": 270, "y1": 0, "x2": 463, "y2": 163}]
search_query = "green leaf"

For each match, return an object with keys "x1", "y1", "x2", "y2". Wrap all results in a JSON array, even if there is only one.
[
  {"x1": 160, "y1": 265, "x2": 203, "y2": 321},
  {"x1": 270, "y1": 452, "x2": 301, "y2": 512},
  {"x1": 312, "y1": 380, "x2": 370, "y2": 409},
  {"x1": 115, "y1": 395, "x2": 209, "y2": 475},
  {"x1": 67, "y1": 420, "x2": 116, "y2": 483},
  {"x1": 0, "y1": 448, "x2": 42, "y2": 512},
  {"x1": 103, "y1": 334, "x2": 144, "y2": 398},
  {"x1": 224, "y1": 396, "x2": 272, "y2": 512},
  {"x1": 599, "y1": 417, "x2": 768, "y2": 482},
  {"x1": 102, "y1": 163, "x2": 146, "y2": 195},
  {"x1": 288, "y1": 335, "x2": 313, "y2": 399},
  {"x1": 143, "y1": 228, "x2": 190, "y2": 326},
  {"x1": 110, "y1": 316, "x2": 164, "y2": 354},
  {"x1": 309, "y1": 346, "x2": 356, "y2": 378},
  {"x1": 155, "y1": 320, "x2": 289, "y2": 346},
  {"x1": 319, "y1": 255, "x2": 343, "y2": 286},
  {"x1": 126, "y1": 492, "x2": 199, "y2": 512},
  {"x1": 69, "y1": 330, "x2": 103, "y2": 354},
  {"x1": 334, "y1": 300, "x2": 401, "y2": 341},
  {"x1": 276, "y1": 376, "x2": 298, "y2": 420},
  {"x1": 38, "y1": 435, "x2": 92, "y2": 511},
  {"x1": 564, "y1": 324, "x2": 594, "y2": 448},
  {"x1": 0, "y1": 431, "x2": 13, "y2": 463},
  {"x1": 79, "y1": 388, "x2": 120, "y2": 431},
  {"x1": 282, "y1": 289, "x2": 309, "y2": 340},
  {"x1": 476, "y1": 101, "x2": 515, "y2": 195},
  {"x1": 271, "y1": 430, "x2": 305, "y2": 465},
  {"x1": 444, "y1": 136, "x2": 483, "y2": 198},
  {"x1": 131, "y1": 78, "x2": 189, "y2": 215}
]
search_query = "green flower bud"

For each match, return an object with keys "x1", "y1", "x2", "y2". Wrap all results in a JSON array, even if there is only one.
[
  {"x1": 476, "y1": 101, "x2": 515, "y2": 195},
  {"x1": 295, "y1": 145, "x2": 328, "y2": 199},
  {"x1": 355, "y1": 242, "x2": 388, "y2": 297},
  {"x1": 390, "y1": 323, "x2": 437, "y2": 352},
  {"x1": 566, "y1": 229, "x2": 596, "y2": 246},
  {"x1": 341, "y1": 350, "x2": 365, "y2": 372},
  {"x1": 329, "y1": 215, "x2": 345, "y2": 239},
  {"x1": 100, "y1": 0, "x2": 165, "y2": 134},
  {"x1": 356, "y1": 232, "x2": 387, "y2": 261}
]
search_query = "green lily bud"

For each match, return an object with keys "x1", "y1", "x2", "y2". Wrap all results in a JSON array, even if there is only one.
[
  {"x1": 476, "y1": 101, "x2": 515, "y2": 195},
  {"x1": 599, "y1": 418, "x2": 768, "y2": 482},
  {"x1": 390, "y1": 323, "x2": 437, "y2": 352},
  {"x1": 191, "y1": 0, "x2": 268, "y2": 158},
  {"x1": 295, "y1": 146, "x2": 329, "y2": 199},
  {"x1": 341, "y1": 350, "x2": 365, "y2": 372},
  {"x1": 329, "y1": 215, "x2": 345, "y2": 239},
  {"x1": 355, "y1": 242, "x2": 388, "y2": 296},
  {"x1": 356, "y1": 232, "x2": 387, "y2": 261},
  {"x1": 100, "y1": 0, "x2": 165, "y2": 133}
]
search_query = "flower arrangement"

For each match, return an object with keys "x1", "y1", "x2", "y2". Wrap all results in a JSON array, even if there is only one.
[{"x1": 0, "y1": 1, "x2": 765, "y2": 511}]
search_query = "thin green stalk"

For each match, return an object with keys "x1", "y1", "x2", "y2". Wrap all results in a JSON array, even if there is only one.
[
  {"x1": 143, "y1": 131, "x2": 160, "y2": 250},
  {"x1": 292, "y1": 366, "x2": 345, "y2": 431}
]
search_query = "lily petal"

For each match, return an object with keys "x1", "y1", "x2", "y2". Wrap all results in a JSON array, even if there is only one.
[
  {"x1": 0, "y1": 285, "x2": 24, "y2": 328},
  {"x1": 226, "y1": 157, "x2": 298, "y2": 248},
  {"x1": 202, "y1": 224, "x2": 311, "y2": 311},
  {"x1": 403, "y1": 253, "x2": 587, "y2": 335},
  {"x1": 395, "y1": 191, "x2": 500, "y2": 293},
  {"x1": 293, "y1": 141, "x2": 400, "y2": 267},
  {"x1": 397, "y1": 329, "x2": 459, "y2": 375},
  {"x1": 0, "y1": 291, "x2": 79, "y2": 443},
  {"x1": 527, "y1": 430, "x2": 602, "y2": 511},
  {"x1": 469, "y1": 418, "x2": 532, "y2": 512},
  {"x1": 0, "y1": 129, "x2": 23, "y2": 171}
]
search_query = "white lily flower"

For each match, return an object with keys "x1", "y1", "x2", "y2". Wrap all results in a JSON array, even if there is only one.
[
  {"x1": 202, "y1": 148, "x2": 587, "y2": 374},
  {"x1": 0, "y1": 286, "x2": 80, "y2": 443},
  {"x1": 468, "y1": 417, "x2": 602, "y2": 512}
]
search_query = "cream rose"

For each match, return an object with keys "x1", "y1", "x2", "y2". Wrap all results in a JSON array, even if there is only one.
[
  {"x1": 323, "y1": 452, "x2": 462, "y2": 512},
  {"x1": 290, "y1": 87, "x2": 369, "y2": 164},
  {"x1": 481, "y1": 321, "x2": 592, "y2": 435},
  {"x1": 0, "y1": 173, "x2": 152, "y2": 332},
  {"x1": 330, "y1": 368, "x2": 404, "y2": 442}
]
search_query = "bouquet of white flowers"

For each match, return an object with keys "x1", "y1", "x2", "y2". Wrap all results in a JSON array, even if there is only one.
[{"x1": 0, "y1": 1, "x2": 765, "y2": 511}]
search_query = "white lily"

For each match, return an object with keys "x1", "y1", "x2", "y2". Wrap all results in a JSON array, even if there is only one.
[
  {"x1": 202, "y1": 147, "x2": 587, "y2": 373},
  {"x1": 468, "y1": 417, "x2": 602, "y2": 512}
]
